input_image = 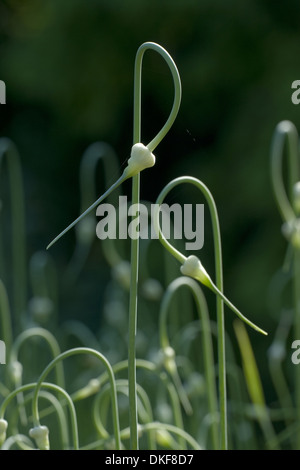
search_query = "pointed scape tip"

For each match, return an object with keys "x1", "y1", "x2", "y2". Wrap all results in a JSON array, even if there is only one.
[{"x1": 45, "y1": 173, "x2": 126, "y2": 251}]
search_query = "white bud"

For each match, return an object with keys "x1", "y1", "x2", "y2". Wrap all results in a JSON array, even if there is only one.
[
  {"x1": 123, "y1": 143, "x2": 155, "y2": 178},
  {"x1": 29, "y1": 425, "x2": 50, "y2": 450},
  {"x1": 0, "y1": 419, "x2": 8, "y2": 446},
  {"x1": 180, "y1": 255, "x2": 213, "y2": 288}
]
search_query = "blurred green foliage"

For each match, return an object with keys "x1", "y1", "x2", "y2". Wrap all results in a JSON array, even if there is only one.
[{"x1": 1, "y1": 0, "x2": 300, "y2": 408}]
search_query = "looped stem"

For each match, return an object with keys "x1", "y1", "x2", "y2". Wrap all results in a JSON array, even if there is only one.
[
  {"x1": 31, "y1": 347, "x2": 121, "y2": 450},
  {"x1": 154, "y1": 175, "x2": 267, "y2": 448},
  {"x1": 133, "y1": 41, "x2": 182, "y2": 151}
]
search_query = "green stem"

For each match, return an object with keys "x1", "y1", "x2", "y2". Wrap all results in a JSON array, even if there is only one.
[
  {"x1": 0, "y1": 382, "x2": 78, "y2": 450},
  {"x1": 66, "y1": 142, "x2": 122, "y2": 284},
  {"x1": 35, "y1": 390, "x2": 70, "y2": 450},
  {"x1": 31, "y1": 347, "x2": 121, "y2": 450},
  {"x1": 93, "y1": 379, "x2": 156, "y2": 450},
  {"x1": 45, "y1": 42, "x2": 181, "y2": 451},
  {"x1": 234, "y1": 320, "x2": 279, "y2": 450},
  {"x1": 128, "y1": 41, "x2": 181, "y2": 450},
  {"x1": 159, "y1": 276, "x2": 219, "y2": 449},
  {"x1": 1, "y1": 434, "x2": 34, "y2": 450},
  {"x1": 71, "y1": 358, "x2": 185, "y2": 449},
  {"x1": 128, "y1": 173, "x2": 140, "y2": 450},
  {"x1": 270, "y1": 120, "x2": 300, "y2": 447},
  {"x1": 11, "y1": 327, "x2": 65, "y2": 389},
  {"x1": 8, "y1": 389, "x2": 70, "y2": 449},
  {"x1": 120, "y1": 422, "x2": 202, "y2": 450},
  {"x1": 154, "y1": 176, "x2": 227, "y2": 448}
]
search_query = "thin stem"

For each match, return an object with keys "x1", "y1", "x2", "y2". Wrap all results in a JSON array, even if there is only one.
[
  {"x1": 93, "y1": 379, "x2": 155, "y2": 450},
  {"x1": 0, "y1": 382, "x2": 78, "y2": 450},
  {"x1": 120, "y1": 422, "x2": 202, "y2": 450},
  {"x1": 128, "y1": 171, "x2": 140, "y2": 450},
  {"x1": 45, "y1": 42, "x2": 181, "y2": 451},
  {"x1": 270, "y1": 120, "x2": 300, "y2": 447},
  {"x1": 31, "y1": 347, "x2": 121, "y2": 450},
  {"x1": 233, "y1": 320, "x2": 279, "y2": 450},
  {"x1": 128, "y1": 41, "x2": 181, "y2": 450},
  {"x1": 154, "y1": 176, "x2": 227, "y2": 448},
  {"x1": 71, "y1": 358, "x2": 185, "y2": 449},
  {"x1": 35, "y1": 390, "x2": 70, "y2": 450},
  {"x1": 11, "y1": 327, "x2": 65, "y2": 389},
  {"x1": 66, "y1": 142, "x2": 122, "y2": 284},
  {"x1": 159, "y1": 276, "x2": 219, "y2": 449},
  {"x1": 9, "y1": 389, "x2": 70, "y2": 449},
  {"x1": 133, "y1": 42, "x2": 181, "y2": 152},
  {"x1": 211, "y1": 283, "x2": 267, "y2": 336},
  {"x1": 1, "y1": 434, "x2": 34, "y2": 450}
]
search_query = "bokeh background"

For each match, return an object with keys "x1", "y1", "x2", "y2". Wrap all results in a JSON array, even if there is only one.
[{"x1": 1, "y1": 0, "x2": 300, "y2": 426}]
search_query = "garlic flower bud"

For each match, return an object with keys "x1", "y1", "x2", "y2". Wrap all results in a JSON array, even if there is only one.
[
  {"x1": 29, "y1": 425, "x2": 50, "y2": 450},
  {"x1": 180, "y1": 255, "x2": 213, "y2": 289},
  {"x1": 123, "y1": 143, "x2": 155, "y2": 178}
]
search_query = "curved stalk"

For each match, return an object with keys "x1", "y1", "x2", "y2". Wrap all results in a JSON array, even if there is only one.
[
  {"x1": 31, "y1": 347, "x2": 121, "y2": 450},
  {"x1": 159, "y1": 276, "x2": 219, "y2": 449},
  {"x1": 10, "y1": 327, "x2": 65, "y2": 388},
  {"x1": 271, "y1": 120, "x2": 300, "y2": 447},
  {"x1": 154, "y1": 176, "x2": 267, "y2": 448},
  {"x1": 0, "y1": 382, "x2": 78, "y2": 450}
]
